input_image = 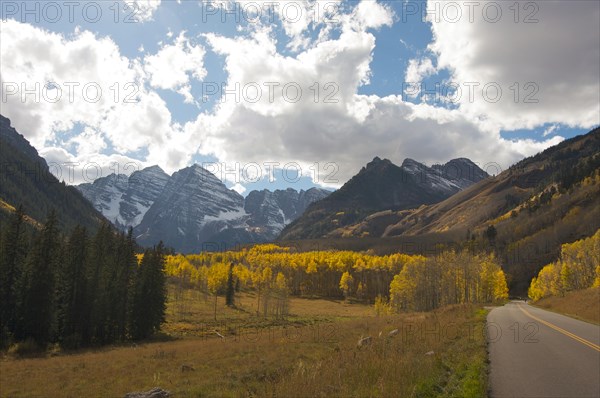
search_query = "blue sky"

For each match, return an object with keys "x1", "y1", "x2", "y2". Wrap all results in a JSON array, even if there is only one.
[{"x1": 1, "y1": 1, "x2": 598, "y2": 194}]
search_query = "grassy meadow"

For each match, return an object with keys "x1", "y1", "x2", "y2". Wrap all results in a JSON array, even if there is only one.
[
  {"x1": 0, "y1": 283, "x2": 488, "y2": 397},
  {"x1": 532, "y1": 287, "x2": 600, "y2": 325}
]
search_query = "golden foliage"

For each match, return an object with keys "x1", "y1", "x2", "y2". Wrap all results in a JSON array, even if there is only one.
[
  {"x1": 529, "y1": 228, "x2": 600, "y2": 300},
  {"x1": 164, "y1": 244, "x2": 509, "y2": 316}
]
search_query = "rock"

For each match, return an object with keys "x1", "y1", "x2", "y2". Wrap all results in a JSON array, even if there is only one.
[
  {"x1": 124, "y1": 388, "x2": 170, "y2": 398},
  {"x1": 388, "y1": 329, "x2": 399, "y2": 337},
  {"x1": 425, "y1": 351, "x2": 435, "y2": 356},
  {"x1": 357, "y1": 336, "x2": 373, "y2": 347}
]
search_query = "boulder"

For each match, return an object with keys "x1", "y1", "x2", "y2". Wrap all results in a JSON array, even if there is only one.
[{"x1": 124, "y1": 387, "x2": 171, "y2": 398}]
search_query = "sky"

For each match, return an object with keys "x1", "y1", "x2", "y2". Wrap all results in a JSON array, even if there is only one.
[{"x1": 1, "y1": 0, "x2": 598, "y2": 195}]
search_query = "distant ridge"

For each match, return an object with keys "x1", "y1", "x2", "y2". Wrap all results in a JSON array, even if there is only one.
[{"x1": 278, "y1": 156, "x2": 488, "y2": 240}]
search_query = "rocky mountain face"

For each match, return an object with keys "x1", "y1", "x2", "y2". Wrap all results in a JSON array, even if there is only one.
[
  {"x1": 134, "y1": 164, "x2": 247, "y2": 252},
  {"x1": 77, "y1": 164, "x2": 330, "y2": 252},
  {"x1": 245, "y1": 188, "x2": 332, "y2": 240},
  {"x1": 278, "y1": 157, "x2": 489, "y2": 240},
  {"x1": 0, "y1": 116, "x2": 46, "y2": 166},
  {"x1": 78, "y1": 166, "x2": 170, "y2": 229},
  {"x1": 0, "y1": 114, "x2": 105, "y2": 231}
]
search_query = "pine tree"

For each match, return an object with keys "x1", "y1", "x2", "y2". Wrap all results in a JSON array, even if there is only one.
[
  {"x1": 0, "y1": 205, "x2": 28, "y2": 343},
  {"x1": 486, "y1": 225, "x2": 497, "y2": 246},
  {"x1": 55, "y1": 226, "x2": 88, "y2": 348},
  {"x1": 86, "y1": 222, "x2": 117, "y2": 344},
  {"x1": 18, "y1": 211, "x2": 60, "y2": 344},
  {"x1": 129, "y1": 243, "x2": 167, "y2": 340},
  {"x1": 117, "y1": 228, "x2": 137, "y2": 340}
]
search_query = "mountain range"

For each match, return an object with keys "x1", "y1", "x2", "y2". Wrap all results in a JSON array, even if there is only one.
[
  {"x1": 281, "y1": 128, "x2": 600, "y2": 294},
  {"x1": 279, "y1": 156, "x2": 489, "y2": 240},
  {"x1": 3, "y1": 111, "x2": 598, "y2": 294},
  {"x1": 77, "y1": 163, "x2": 330, "y2": 253}
]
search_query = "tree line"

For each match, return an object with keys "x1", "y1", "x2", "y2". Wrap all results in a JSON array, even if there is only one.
[
  {"x1": 163, "y1": 243, "x2": 508, "y2": 316},
  {"x1": 389, "y1": 251, "x2": 508, "y2": 312},
  {"x1": 528, "y1": 228, "x2": 600, "y2": 300},
  {"x1": 0, "y1": 207, "x2": 167, "y2": 350}
]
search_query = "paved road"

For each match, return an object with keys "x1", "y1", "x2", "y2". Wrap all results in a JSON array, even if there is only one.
[{"x1": 488, "y1": 301, "x2": 600, "y2": 397}]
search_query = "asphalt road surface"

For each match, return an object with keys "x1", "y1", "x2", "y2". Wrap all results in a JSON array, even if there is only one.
[{"x1": 488, "y1": 301, "x2": 600, "y2": 397}]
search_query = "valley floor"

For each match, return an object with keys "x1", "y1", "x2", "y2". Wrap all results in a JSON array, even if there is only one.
[{"x1": 0, "y1": 287, "x2": 487, "y2": 397}]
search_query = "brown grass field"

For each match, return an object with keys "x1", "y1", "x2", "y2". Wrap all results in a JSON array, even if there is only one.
[
  {"x1": 0, "y1": 285, "x2": 488, "y2": 397},
  {"x1": 533, "y1": 287, "x2": 600, "y2": 325}
]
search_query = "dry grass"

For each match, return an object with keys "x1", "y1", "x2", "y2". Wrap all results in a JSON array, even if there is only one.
[
  {"x1": 164, "y1": 288, "x2": 373, "y2": 338},
  {"x1": 0, "y1": 287, "x2": 487, "y2": 397},
  {"x1": 533, "y1": 287, "x2": 600, "y2": 325},
  {"x1": 273, "y1": 305, "x2": 488, "y2": 398}
]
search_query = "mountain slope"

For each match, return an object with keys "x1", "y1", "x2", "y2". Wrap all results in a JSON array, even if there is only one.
[
  {"x1": 0, "y1": 115, "x2": 104, "y2": 231},
  {"x1": 77, "y1": 164, "x2": 331, "y2": 251},
  {"x1": 279, "y1": 157, "x2": 488, "y2": 240},
  {"x1": 245, "y1": 187, "x2": 331, "y2": 240},
  {"x1": 334, "y1": 128, "x2": 600, "y2": 293},
  {"x1": 384, "y1": 128, "x2": 600, "y2": 238},
  {"x1": 77, "y1": 166, "x2": 170, "y2": 229},
  {"x1": 134, "y1": 164, "x2": 247, "y2": 253}
]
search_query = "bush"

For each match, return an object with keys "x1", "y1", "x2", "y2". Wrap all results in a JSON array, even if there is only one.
[
  {"x1": 0, "y1": 326, "x2": 14, "y2": 350},
  {"x1": 7, "y1": 338, "x2": 41, "y2": 358},
  {"x1": 374, "y1": 295, "x2": 391, "y2": 316}
]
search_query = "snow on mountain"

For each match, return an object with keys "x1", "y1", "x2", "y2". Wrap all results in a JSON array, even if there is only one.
[
  {"x1": 279, "y1": 156, "x2": 488, "y2": 240},
  {"x1": 77, "y1": 166, "x2": 169, "y2": 229},
  {"x1": 244, "y1": 187, "x2": 331, "y2": 240},
  {"x1": 77, "y1": 173, "x2": 130, "y2": 227},
  {"x1": 77, "y1": 163, "x2": 331, "y2": 252},
  {"x1": 133, "y1": 164, "x2": 247, "y2": 252}
]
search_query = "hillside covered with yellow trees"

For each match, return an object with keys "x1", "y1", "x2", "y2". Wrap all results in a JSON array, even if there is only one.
[
  {"x1": 164, "y1": 244, "x2": 508, "y2": 317},
  {"x1": 528, "y1": 228, "x2": 600, "y2": 300}
]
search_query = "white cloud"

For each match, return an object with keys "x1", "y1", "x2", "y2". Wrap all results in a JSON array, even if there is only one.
[
  {"x1": 2, "y1": 0, "x2": 586, "y2": 192},
  {"x1": 426, "y1": 0, "x2": 600, "y2": 131},
  {"x1": 223, "y1": 0, "x2": 391, "y2": 52},
  {"x1": 186, "y1": 1, "x2": 563, "y2": 187},
  {"x1": 128, "y1": 0, "x2": 162, "y2": 22},
  {"x1": 404, "y1": 57, "x2": 436, "y2": 97},
  {"x1": 69, "y1": 127, "x2": 107, "y2": 156},
  {"x1": 230, "y1": 183, "x2": 247, "y2": 195},
  {"x1": 0, "y1": 20, "x2": 192, "y2": 176},
  {"x1": 0, "y1": 20, "x2": 139, "y2": 148},
  {"x1": 40, "y1": 146, "x2": 147, "y2": 185},
  {"x1": 252, "y1": 0, "x2": 344, "y2": 51},
  {"x1": 542, "y1": 124, "x2": 558, "y2": 137},
  {"x1": 144, "y1": 32, "x2": 207, "y2": 103},
  {"x1": 347, "y1": 0, "x2": 394, "y2": 31}
]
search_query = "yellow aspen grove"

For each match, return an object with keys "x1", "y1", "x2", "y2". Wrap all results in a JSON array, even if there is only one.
[
  {"x1": 273, "y1": 272, "x2": 290, "y2": 318},
  {"x1": 161, "y1": 244, "x2": 510, "y2": 315},
  {"x1": 594, "y1": 265, "x2": 600, "y2": 288},
  {"x1": 261, "y1": 267, "x2": 273, "y2": 316},
  {"x1": 207, "y1": 262, "x2": 228, "y2": 320},
  {"x1": 389, "y1": 251, "x2": 507, "y2": 312},
  {"x1": 529, "y1": 228, "x2": 600, "y2": 300},
  {"x1": 494, "y1": 270, "x2": 509, "y2": 301},
  {"x1": 339, "y1": 271, "x2": 354, "y2": 300}
]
